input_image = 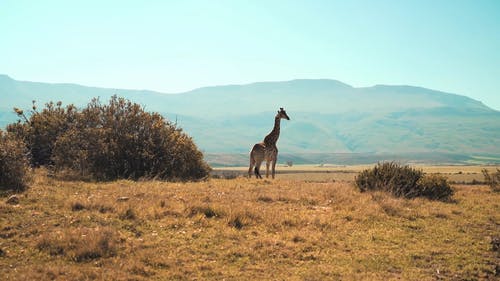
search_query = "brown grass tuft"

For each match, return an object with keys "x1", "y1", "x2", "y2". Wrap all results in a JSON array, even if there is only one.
[
  {"x1": 37, "y1": 227, "x2": 118, "y2": 262},
  {"x1": 227, "y1": 209, "x2": 260, "y2": 230},
  {"x1": 256, "y1": 195, "x2": 274, "y2": 203},
  {"x1": 119, "y1": 207, "x2": 137, "y2": 220},
  {"x1": 70, "y1": 201, "x2": 115, "y2": 213},
  {"x1": 187, "y1": 205, "x2": 225, "y2": 218},
  {"x1": 70, "y1": 201, "x2": 86, "y2": 211}
]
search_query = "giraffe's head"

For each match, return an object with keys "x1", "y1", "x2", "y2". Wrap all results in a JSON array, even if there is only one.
[{"x1": 277, "y1": 107, "x2": 290, "y2": 120}]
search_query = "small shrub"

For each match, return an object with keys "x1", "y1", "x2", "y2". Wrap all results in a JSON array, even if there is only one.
[
  {"x1": 482, "y1": 168, "x2": 500, "y2": 192},
  {"x1": 0, "y1": 131, "x2": 32, "y2": 191},
  {"x1": 355, "y1": 162, "x2": 454, "y2": 201}
]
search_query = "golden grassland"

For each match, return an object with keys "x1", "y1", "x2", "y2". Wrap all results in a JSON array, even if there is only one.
[
  {"x1": 214, "y1": 165, "x2": 499, "y2": 183},
  {"x1": 0, "y1": 168, "x2": 499, "y2": 280}
]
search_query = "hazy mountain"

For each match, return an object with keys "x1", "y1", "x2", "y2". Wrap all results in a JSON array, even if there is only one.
[{"x1": 1, "y1": 74, "x2": 499, "y2": 164}]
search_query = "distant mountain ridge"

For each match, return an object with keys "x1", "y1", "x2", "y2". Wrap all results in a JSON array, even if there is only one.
[{"x1": 1, "y1": 74, "x2": 499, "y2": 164}]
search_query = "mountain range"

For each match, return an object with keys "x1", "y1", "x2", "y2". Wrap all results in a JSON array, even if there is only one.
[{"x1": 1, "y1": 74, "x2": 499, "y2": 165}]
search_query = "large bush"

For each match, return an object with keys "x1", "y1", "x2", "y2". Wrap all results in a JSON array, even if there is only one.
[
  {"x1": 52, "y1": 96, "x2": 210, "y2": 181},
  {"x1": 0, "y1": 130, "x2": 32, "y2": 191},
  {"x1": 355, "y1": 162, "x2": 454, "y2": 201},
  {"x1": 7, "y1": 96, "x2": 210, "y2": 181}
]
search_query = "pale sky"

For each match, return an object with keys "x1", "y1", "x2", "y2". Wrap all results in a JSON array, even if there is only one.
[{"x1": 1, "y1": 0, "x2": 499, "y2": 110}]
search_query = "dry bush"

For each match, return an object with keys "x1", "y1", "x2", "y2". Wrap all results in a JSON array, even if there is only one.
[
  {"x1": 482, "y1": 168, "x2": 500, "y2": 192},
  {"x1": 36, "y1": 227, "x2": 118, "y2": 262},
  {"x1": 7, "y1": 101, "x2": 77, "y2": 166},
  {"x1": 0, "y1": 130, "x2": 32, "y2": 191},
  {"x1": 355, "y1": 162, "x2": 422, "y2": 196},
  {"x1": 355, "y1": 162, "x2": 453, "y2": 201},
  {"x1": 52, "y1": 96, "x2": 210, "y2": 181},
  {"x1": 7, "y1": 97, "x2": 210, "y2": 181},
  {"x1": 417, "y1": 174, "x2": 454, "y2": 201}
]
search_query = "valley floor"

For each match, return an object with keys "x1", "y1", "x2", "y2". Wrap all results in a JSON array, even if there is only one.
[
  {"x1": 0, "y1": 169, "x2": 499, "y2": 280},
  {"x1": 214, "y1": 165, "x2": 497, "y2": 184}
]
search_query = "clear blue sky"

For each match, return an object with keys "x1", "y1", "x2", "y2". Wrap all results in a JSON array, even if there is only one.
[{"x1": 1, "y1": 0, "x2": 499, "y2": 110}]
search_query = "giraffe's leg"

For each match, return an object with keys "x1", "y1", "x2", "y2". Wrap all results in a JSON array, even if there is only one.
[
  {"x1": 265, "y1": 160, "x2": 270, "y2": 178},
  {"x1": 255, "y1": 161, "x2": 263, "y2": 179},
  {"x1": 248, "y1": 156, "x2": 256, "y2": 178},
  {"x1": 271, "y1": 154, "x2": 278, "y2": 179}
]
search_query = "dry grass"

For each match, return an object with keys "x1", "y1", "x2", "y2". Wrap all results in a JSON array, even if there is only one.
[
  {"x1": 214, "y1": 165, "x2": 499, "y2": 184},
  {"x1": 36, "y1": 227, "x2": 118, "y2": 262},
  {"x1": 0, "y1": 169, "x2": 498, "y2": 280}
]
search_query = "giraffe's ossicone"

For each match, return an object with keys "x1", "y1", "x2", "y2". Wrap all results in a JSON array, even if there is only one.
[{"x1": 248, "y1": 108, "x2": 290, "y2": 179}]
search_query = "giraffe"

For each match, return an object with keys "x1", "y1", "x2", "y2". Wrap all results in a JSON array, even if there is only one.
[{"x1": 248, "y1": 107, "x2": 290, "y2": 179}]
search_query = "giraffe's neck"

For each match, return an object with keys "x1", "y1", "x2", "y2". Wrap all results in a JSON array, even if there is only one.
[{"x1": 264, "y1": 116, "x2": 281, "y2": 145}]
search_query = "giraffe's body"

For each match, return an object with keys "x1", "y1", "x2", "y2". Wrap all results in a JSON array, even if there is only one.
[{"x1": 249, "y1": 108, "x2": 290, "y2": 179}]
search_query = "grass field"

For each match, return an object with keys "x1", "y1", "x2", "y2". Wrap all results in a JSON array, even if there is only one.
[
  {"x1": 0, "y1": 167, "x2": 499, "y2": 280},
  {"x1": 214, "y1": 165, "x2": 498, "y2": 184}
]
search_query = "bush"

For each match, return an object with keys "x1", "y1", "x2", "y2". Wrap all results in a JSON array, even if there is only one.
[
  {"x1": 51, "y1": 96, "x2": 210, "y2": 181},
  {"x1": 416, "y1": 174, "x2": 454, "y2": 201},
  {"x1": 355, "y1": 162, "x2": 454, "y2": 201},
  {"x1": 7, "y1": 96, "x2": 210, "y2": 181},
  {"x1": 0, "y1": 130, "x2": 32, "y2": 191},
  {"x1": 7, "y1": 101, "x2": 77, "y2": 166},
  {"x1": 482, "y1": 168, "x2": 500, "y2": 192},
  {"x1": 355, "y1": 162, "x2": 423, "y2": 196}
]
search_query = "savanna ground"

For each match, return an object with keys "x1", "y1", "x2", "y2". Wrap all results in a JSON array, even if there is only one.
[{"x1": 0, "y1": 166, "x2": 499, "y2": 280}]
